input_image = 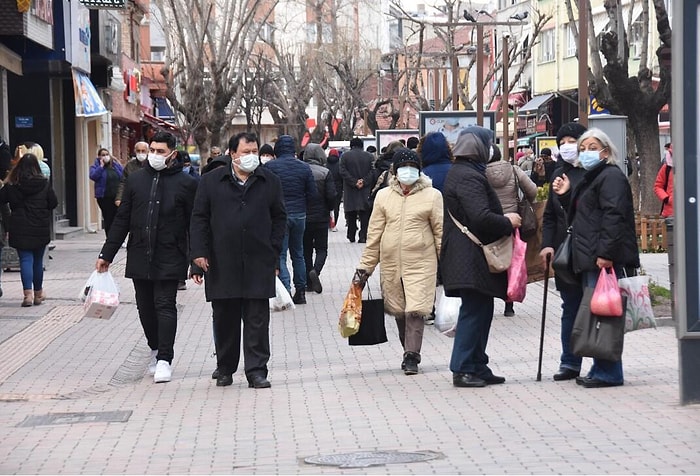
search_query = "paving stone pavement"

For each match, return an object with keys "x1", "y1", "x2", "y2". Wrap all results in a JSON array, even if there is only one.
[{"x1": 0, "y1": 229, "x2": 696, "y2": 474}]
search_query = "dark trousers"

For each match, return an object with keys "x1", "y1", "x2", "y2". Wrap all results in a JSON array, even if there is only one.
[
  {"x1": 345, "y1": 209, "x2": 370, "y2": 242},
  {"x1": 332, "y1": 194, "x2": 342, "y2": 227},
  {"x1": 132, "y1": 279, "x2": 179, "y2": 364},
  {"x1": 558, "y1": 281, "x2": 584, "y2": 371},
  {"x1": 97, "y1": 196, "x2": 118, "y2": 237},
  {"x1": 211, "y1": 298, "x2": 270, "y2": 379},
  {"x1": 450, "y1": 289, "x2": 495, "y2": 377},
  {"x1": 303, "y1": 221, "x2": 329, "y2": 276}
]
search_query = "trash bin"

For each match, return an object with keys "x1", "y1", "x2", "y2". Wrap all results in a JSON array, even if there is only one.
[{"x1": 665, "y1": 217, "x2": 675, "y2": 319}]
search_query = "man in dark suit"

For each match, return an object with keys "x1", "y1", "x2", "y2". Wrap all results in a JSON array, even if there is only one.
[
  {"x1": 339, "y1": 138, "x2": 374, "y2": 243},
  {"x1": 190, "y1": 132, "x2": 287, "y2": 388}
]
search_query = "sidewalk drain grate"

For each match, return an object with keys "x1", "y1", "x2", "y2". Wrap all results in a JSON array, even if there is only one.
[
  {"x1": 304, "y1": 450, "x2": 441, "y2": 468},
  {"x1": 16, "y1": 410, "x2": 132, "y2": 427}
]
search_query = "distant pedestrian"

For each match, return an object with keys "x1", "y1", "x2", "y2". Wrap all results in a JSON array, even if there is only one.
[
  {"x1": 355, "y1": 148, "x2": 443, "y2": 375},
  {"x1": 302, "y1": 144, "x2": 337, "y2": 294},
  {"x1": 95, "y1": 131, "x2": 198, "y2": 384},
  {"x1": 325, "y1": 148, "x2": 343, "y2": 231},
  {"x1": 259, "y1": 144, "x2": 275, "y2": 164},
  {"x1": 441, "y1": 126, "x2": 521, "y2": 388},
  {"x1": 654, "y1": 143, "x2": 673, "y2": 218},
  {"x1": 190, "y1": 132, "x2": 287, "y2": 388},
  {"x1": 265, "y1": 135, "x2": 317, "y2": 304},
  {"x1": 0, "y1": 136, "x2": 11, "y2": 181},
  {"x1": 339, "y1": 138, "x2": 374, "y2": 243},
  {"x1": 0, "y1": 153, "x2": 58, "y2": 307},
  {"x1": 486, "y1": 144, "x2": 537, "y2": 317},
  {"x1": 418, "y1": 132, "x2": 453, "y2": 193},
  {"x1": 115, "y1": 141, "x2": 149, "y2": 206},
  {"x1": 90, "y1": 147, "x2": 123, "y2": 237}
]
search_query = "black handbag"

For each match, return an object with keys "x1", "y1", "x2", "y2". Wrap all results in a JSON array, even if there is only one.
[
  {"x1": 552, "y1": 227, "x2": 579, "y2": 285},
  {"x1": 348, "y1": 287, "x2": 387, "y2": 346},
  {"x1": 513, "y1": 167, "x2": 537, "y2": 241},
  {"x1": 571, "y1": 287, "x2": 626, "y2": 361}
]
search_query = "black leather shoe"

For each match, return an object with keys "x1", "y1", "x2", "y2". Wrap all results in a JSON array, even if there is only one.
[
  {"x1": 248, "y1": 375, "x2": 271, "y2": 389},
  {"x1": 292, "y1": 290, "x2": 306, "y2": 305},
  {"x1": 308, "y1": 270, "x2": 323, "y2": 294},
  {"x1": 216, "y1": 374, "x2": 233, "y2": 387},
  {"x1": 575, "y1": 376, "x2": 587, "y2": 385},
  {"x1": 453, "y1": 373, "x2": 486, "y2": 388},
  {"x1": 211, "y1": 368, "x2": 220, "y2": 380},
  {"x1": 482, "y1": 374, "x2": 506, "y2": 385},
  {"x1": 554, "y1": 368, "x2": 580, "y2": 381},
  {"x1": 580, "y1": 377, "x2": 623, "y2": 388}
]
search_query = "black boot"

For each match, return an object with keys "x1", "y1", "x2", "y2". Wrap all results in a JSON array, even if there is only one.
[
  {"x1": 504, "y1": 302, "x2": 515, "y2": 317},
  {"x1": 403, "y1": 351, "x2": 421, "y2": 375},
  {"x1": 292, "y1": 289, "x2": 306, "y2": 305}
]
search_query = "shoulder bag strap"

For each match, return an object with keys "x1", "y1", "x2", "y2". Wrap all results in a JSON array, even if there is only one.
[
  {"x1": 512, "y1": 165, "x2": 524, "y2": 201},
  {"x1": 447, "y1": 210, "x2": 484, "y2": 248}
]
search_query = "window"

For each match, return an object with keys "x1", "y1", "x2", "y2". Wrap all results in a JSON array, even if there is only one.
[
  {"x1": 630, "y1": 20, "x2": 643, "y2": 59},
  {"x1": 151, "y1": 46, "x2": 165, "y2": 62},
  {"x1": 565, "y1": 23, "x2": 577, "y2": 57},
  {"x1": 305, "y1": 22, "x2": 332, "y2": 44},
  {"x1": 539, "y1": 29, "x2": 555, "y2": 63}
]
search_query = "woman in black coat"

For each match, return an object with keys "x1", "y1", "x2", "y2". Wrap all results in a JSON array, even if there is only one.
[
  {"x1": 552, "y1": 128, "x2": 639, "y2": 388},
  {"x1": 0, "y1": 153, "x2": 58, "y2": 306},
  {"x1": 440, "y1": 126, "x2": 522, "y2": 388}
]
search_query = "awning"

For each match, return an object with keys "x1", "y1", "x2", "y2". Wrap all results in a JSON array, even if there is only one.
[
  {"x1": 0, "y1": 44, "x2": 22, "y2": 76},
  {"x1": 142, "y1": 112, "x2": 180, "y2": 133},
  {"x1": 517, "y1": 132, "x2": 545, "y2": 147},
  {"x1": 519, "y1": 93, "x2": 554, "y2": 114},
  {"x1": 71, "y1": 70, "x2": 108, "y2": 117}
]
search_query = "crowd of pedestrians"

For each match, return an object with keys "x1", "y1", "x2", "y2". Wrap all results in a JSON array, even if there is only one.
[{"x1": 0, "y1": 120, "x2": 655, "y2": 391}]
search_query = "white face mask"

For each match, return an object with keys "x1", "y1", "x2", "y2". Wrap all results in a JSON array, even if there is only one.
[
  {"x1": 396, "y1": 166, "x2": 420, "y2": 186},
  {"x1": 488, "y1": 145, "x2": 494, "y2": 161},
  {"x1": 237, "y1": 153, "x2": 260, "y2": 173},
  {"x1": 101, "y1": 155, "x2": 111, "y2": 163},
  {"x1": 260, "y1": 156, "x2": 273, "y2": 164},
  {"x1": 136, "y1": 153, "x2": 148, "y2": 162},
  {"x1": 148, "y1": 152, "x2": 168, "y2": 171},
  {"x1": 559, "y1": 143, "x2": 579, "y2": 165}
]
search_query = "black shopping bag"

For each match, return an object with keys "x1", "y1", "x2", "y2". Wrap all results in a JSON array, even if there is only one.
[
  {"x1": 571, "y1": 287, "x2": 626, "y2": 361},
  {"x1": 349, "y1": 290, "x2": 387, "y2": 346}
]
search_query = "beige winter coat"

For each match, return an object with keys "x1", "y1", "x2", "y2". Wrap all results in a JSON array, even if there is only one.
[
  {"x1": 358, "y1": 174, "x2": 443, "y2": 317},
  {"x1": 485, "y1": 160, "x2": 537, "y2": 214}
]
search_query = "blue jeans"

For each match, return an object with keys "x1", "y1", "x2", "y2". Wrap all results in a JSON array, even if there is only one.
[
  {"x1": 449, "y1": 289, "x2": 496, "y2": 378},
  {"x1": 18, "y1": 247, "x2": 46, "y2": 291},
  {"x1": 583, "y1": 269, "x2": 624, "y2": 384},
  {"x1": 279, "y1": 213, "x2": 307, "y2": 293},
  {"x1": 558, "y1": 281, "x2": 583, "y2": 371}
]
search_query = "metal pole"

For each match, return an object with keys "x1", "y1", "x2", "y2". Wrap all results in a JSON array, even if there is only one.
[
  {"x1": 502, "y1": 36, "x2": 509, "y2": 163},
  {"x1": 477, "y1": 24, "x2": 484, "y2": 125},
  {"x1": 451, "y1": 54, "x2": 459, "y2": 111},
  {"x1": 578, "y1": 0, "x2": 589, "y2": 127}
]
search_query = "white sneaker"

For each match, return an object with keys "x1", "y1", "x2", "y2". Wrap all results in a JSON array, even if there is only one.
[
  {"x1": 153, "y1": 360, "x2": 172, "y2": 383},
  {"x1": 148, "y1": 350, "x2": 158, "y2": 375}
]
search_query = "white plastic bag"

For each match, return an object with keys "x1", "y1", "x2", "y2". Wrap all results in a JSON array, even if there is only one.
[
  {"x1": 269, "y1": 277, "x2": 295, "y2": 312},
  {"x1": 435, "y1": 286, "x2": 461, "y2": 337},
  {"x1": 83, "y1": 271, "x2": 120, "y2": 319}
]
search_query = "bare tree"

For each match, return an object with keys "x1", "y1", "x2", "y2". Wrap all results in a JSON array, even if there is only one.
[
  {"x1": 155, "y1": 0, "x2": 275, "y2": 156},
  {"x1": 564, "y1": 0, "x2": 671, "y2": 214}
]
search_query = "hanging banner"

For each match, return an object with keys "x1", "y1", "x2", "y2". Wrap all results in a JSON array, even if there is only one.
[{"x1": 72, "y1": 70, "x2": 108, "y2": 117}]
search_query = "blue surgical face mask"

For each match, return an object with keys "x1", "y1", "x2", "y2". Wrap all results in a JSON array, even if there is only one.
[
  {"x1": 396, "y1": 165, "x2": 420, "y2": 186},
  {"x1": 183, "y1": 166, "x2": 191, "y2": 174},
  {"x1": 579, "y1": 150, "x2": 604, "y2": 170}
]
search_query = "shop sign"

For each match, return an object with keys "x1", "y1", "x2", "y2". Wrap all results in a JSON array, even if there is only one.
[{"x1": 79, "y1": 0, "x2": 126, "y2": 8}]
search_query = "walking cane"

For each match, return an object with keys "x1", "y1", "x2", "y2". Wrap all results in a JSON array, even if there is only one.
[{"x1": 536, "y1": 253, "x2": 552, "y2": 382}]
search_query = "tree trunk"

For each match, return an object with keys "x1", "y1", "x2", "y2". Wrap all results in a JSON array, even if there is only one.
[{"x1": 629, "y1": 112, "x2": 662, "y2": 216}]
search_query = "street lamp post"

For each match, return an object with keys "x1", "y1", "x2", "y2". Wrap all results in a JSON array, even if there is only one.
[{"x1": 578, "y1": 0, "x2": 589, "y2": 127}]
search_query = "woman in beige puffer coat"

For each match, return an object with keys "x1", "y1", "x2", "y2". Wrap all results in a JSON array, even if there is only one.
[
  {"x1": 357, "y1": 148, "x2": 443, "y2": 376},
  {"x1": 485, "y1": 147, "x2": 537, "y2": 316}
]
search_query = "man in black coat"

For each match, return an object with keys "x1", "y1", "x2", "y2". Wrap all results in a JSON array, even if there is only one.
[
  {"x1": 339, "y1": 137, "x2": 374, "y2": 243},
  {"x1": 190, "y1": 132, "x2": 287, "y2": 389},
  {"x1": 96, "y1": 131, "x2": 198, "y2": 384}
]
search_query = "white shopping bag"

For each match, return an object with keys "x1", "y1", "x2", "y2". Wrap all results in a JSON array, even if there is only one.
[
  {"x1": 83, "y1": 271, "x2": 120, "y2": 319},
  {"x1": 269, "y1": 277, "x2": 295, "y2": 312},
  {"x1": 434, "y1": 285, "x2": 461, "y2": 337}
]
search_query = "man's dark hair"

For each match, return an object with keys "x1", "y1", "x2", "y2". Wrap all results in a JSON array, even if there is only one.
[
  {"x1": 349, "y1": 137, "x2": 364, "y2": 149},
  {"x1": 664, "y1": 142, "x2": 672, "y2": 149},
  {"x1": 151, "y1": 131, "x2": 177, "y2": 150},
  {"x1": 228, "y1": 132, "x2": 259, "y2": 153},
  {"x1": 406, "y1": 136, "x2": 419, "y2": 149}
]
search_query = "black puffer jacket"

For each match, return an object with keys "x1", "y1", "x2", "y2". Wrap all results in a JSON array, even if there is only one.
[
  {"x1": 560, "y1": 163, "x2": 640, "y2": 274},
  {"x1": 0, "y1": 177, "x2": 57, "y2": 250},
  {"x1": 440, "y1": 160, "x2": 513, "y2": 299},
  {"x1": 99, "y1": 162, "x2": 198, "y2": 280},
  {"x1": 541, "y1": 161, "x2": 586, "y2": 250},
  {"x1": 303, "y1": 144, "x2": 337, "y2": 223}
]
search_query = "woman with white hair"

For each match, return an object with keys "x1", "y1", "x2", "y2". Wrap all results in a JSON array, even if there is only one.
[{"x1": 552, "y1": 127, "x2": 639, "y2": 388}]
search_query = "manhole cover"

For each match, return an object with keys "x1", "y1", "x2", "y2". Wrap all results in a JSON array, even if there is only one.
[
  {"x1": 17, "y1": 410, "x2": 132, "y2": 427},
  {"x1": 304, "y1": 450, "x2": 441, "y2": 468}
]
